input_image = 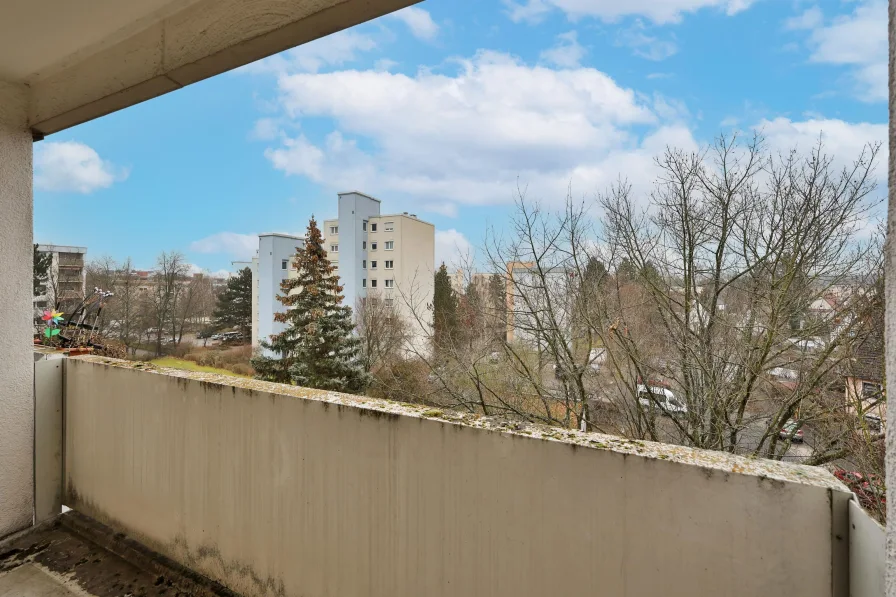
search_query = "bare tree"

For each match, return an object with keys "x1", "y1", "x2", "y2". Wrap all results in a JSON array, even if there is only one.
[
  {"x1": 148, "y1": 251, "x2": 189, "y2": 356},
  {"x1": 172, "y1": 273, "x2": 216, "y2": 346},
  {"x1": 599, "y1": 134, "x2": 882, "y2": 460},
  {"x1": 355, "y1": 291, "x2": 409, "y2": 374},
  {"x1": 395, "y1": 198, "x2": 613, "y2": 431}
]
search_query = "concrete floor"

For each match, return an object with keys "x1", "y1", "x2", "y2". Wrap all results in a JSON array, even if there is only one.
[
  {"x1": 0, "y1": 563, "x2": 84, "y2": 597},
  {"x1": 0, "y1": 513, "x2": 237, "y2": 597}
]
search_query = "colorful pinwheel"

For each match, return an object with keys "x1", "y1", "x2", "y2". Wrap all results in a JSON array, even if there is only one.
[
  {"x1": 41, "y1": 310, "x2": 64, "y2": 340},
  {"x1": 42, "y1": 310, "x2": 64, "y2": 325}
]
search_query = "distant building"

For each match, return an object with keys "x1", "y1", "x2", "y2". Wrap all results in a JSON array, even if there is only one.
[
  {"x1": 506, "y1": 261, "x2": 574, "y2": 345},
  {"x1": 35, "y1": 244, "x2": 87, "y2": 311},
  {"x1": 843, "y1": 325, "x2": 886, "y2": 431},
  {"x1": 251, "y1": 192, "x2": 435, "y2": 353},
  {"x1": 449, "y1": 269, "x2": 494, "y2": 296}
]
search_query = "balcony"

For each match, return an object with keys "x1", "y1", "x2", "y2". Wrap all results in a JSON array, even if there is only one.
[
  {"x1": 0, "y1": 1, "x2": 893, "y2": 596},
  {"x1": 6, "y1": 354, "x2": 881, "y2": 597}
]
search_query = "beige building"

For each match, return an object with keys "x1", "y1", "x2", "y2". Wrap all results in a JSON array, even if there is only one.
[{"x1": 322, "y1": 195, "x2": 435, "y2": 352}]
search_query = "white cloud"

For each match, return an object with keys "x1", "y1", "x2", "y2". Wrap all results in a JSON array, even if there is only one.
[
  {"x1": 388, "y1": 6, "x2": 439, "y2": 41},
  {"x1": 540, "y1": 31, "x2": 587, "y2": 68},
  {"x1": 241, "y1": 30, "x2": 377, "y2": 74},
  {"x1": 798, "y1": 0, "x2": 886, "y2": 102},
  {"x1": 190, "y1": 232, "x2": 259, "y2": 261},
  {"x1": 435, "y1": 229, "x2": 472, "y2": 268},
  {"x1": 757, "y1": 117, "x2": 888, "y2": 183},
  {"x1": 616, "y1": 20, "x2": 678, "y2": 61},
  {"x1": 263, "y1": 51, "x2": 692, "y2": 210},
  {"x1": 250, "y1": 118, "x2": 280, "y2": 140},
  {"x1": 34, "y1": 141, "x2": 127, "y2": 194},
  {"x1": 260, "y1": 50, "x2": 885, "y2": 220},
  {"x1": 503, "y1": 0, "x2": 755, "y2": 24},
  {"x1": 264, "y1": 50, "x2": 699, "y2": 211},
  {"x1": 784, "y1": 6, "x2": 823, "y2": 31},
  {"x1": 264, "y1": 135, "x2": 326, "y2": 180}
]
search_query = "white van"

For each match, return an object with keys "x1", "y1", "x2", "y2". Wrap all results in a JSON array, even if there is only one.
[{"x1": 637, "y1": 384, "x2": 687, "y2": 417}]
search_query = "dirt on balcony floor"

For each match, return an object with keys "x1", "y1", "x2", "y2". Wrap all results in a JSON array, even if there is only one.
[{"x1": 0, "y1": 512, "x2": 239, "y2": 597}]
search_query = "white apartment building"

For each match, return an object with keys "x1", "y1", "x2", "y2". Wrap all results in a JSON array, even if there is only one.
[
  {"x1": 34, "y1": 244, "x2": 87, "y2": 311},
  {"x1": 251, "y1": 192, "x2": 435, "y2": 353},
  {"x1": 252, "y1": 233, "x2": 305, "y2": 350}
]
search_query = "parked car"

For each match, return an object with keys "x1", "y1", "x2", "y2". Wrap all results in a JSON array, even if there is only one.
[
  {"x1": 210, "y1": 334, "x2": 222, "y2": 341},
  {"x1": 778, "y1": 420, "x2": 804, "y2": 442},
  {"x1": 789, "y1": 337, "x2": 825, "y2": 351},
  {"x1": 637, "y1": 384, "x2": 687, "y2": 417},
  {"x1": 588, "y1": 348, "x2": 606, "y2": 371}
]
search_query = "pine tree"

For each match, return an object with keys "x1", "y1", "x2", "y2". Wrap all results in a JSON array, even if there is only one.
[
  {"x1": 433, "y1": 263, "x2": 458, "y2": 350},
  {"x1": 582, "y1": 257, "x2": 607, "y2": 289},
  {"x1": 487, "y1": 273, "x2": 506, "y2": 343},
  {"x1": 212, "y1": 267, "x2": 253, "y2": 337},
  {"x1": 251, "y1": 217, "x2": 369, "y2": 393}
]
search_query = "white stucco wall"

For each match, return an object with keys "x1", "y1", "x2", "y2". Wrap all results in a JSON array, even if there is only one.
[
  {"x1": 0, "y1": 82, "x2": 34, "y2": 537},
  {"x1": 256, "y1": 234, "x2": 304, "y2": 350},
  {"x1": 337, "y1": 192, "x2": 381, "y2": 315}
]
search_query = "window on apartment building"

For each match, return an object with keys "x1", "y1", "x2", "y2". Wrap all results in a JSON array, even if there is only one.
[
  {"x1": 362, "y1": 260, "x2": 367, "y2": 269},
  {"x1": 371, "y1": 279, "x2": 377, "y2": 288},
  {"x1": 384, "y1": 298, "x2": 394, "y2": 307},
  {"x1": 371, "y1": 261, "x2": 377, "y2": 269},
  {"x1": 281, "y1": 259, "x2": 288, "y2": 270},
  {"x1": 363, "y1": 221, "x2": 368, "y2": 231},
  {"x1": 863, "y1": 382, "x2": 883, "y2": 398},
  {"x1": 330, "y1": 226, "x2": 338, "y2": 235},
  {"x1": 384, "y1": 241, "x2": 394, "y2": 250},
  {"x1": 362, "y1": 241, "x2": 367, "y2": 250},
  {"x1": 385, "y1": 260, "x2": 394, "y2": 269},
  {"x1": 384, "y1": 222, "x2": 394, "y2": 232},
  {"x1": 371, "y1": 242, "x2": 377, "y2": 250},
  {"x1": 385, "y1": 279, "x2": 394, "y2": 288},
  {"x1": 371, "y1": 223, "x2": 377, "y2": 232},
  {"x1": 330, "y1": 245, "x2": 338, "y2": 253},
  {"x1": 362, "y1": 279, "x2": 367, "y2": 288}
]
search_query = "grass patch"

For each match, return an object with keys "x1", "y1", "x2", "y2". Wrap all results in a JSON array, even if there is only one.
[{"x1": 151, "y1": 357, "x2": 252, "y2": 378}]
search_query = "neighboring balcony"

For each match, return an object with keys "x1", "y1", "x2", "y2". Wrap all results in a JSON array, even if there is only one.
[{"x1": 15, "y1": 354, "x2": 884, "y2": 597}]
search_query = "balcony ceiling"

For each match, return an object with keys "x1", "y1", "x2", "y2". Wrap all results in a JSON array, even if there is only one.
[
  {"x1": 0, "y1": 0, "x2": 202, "y2": 82},
  {"x1": 0, "y1": 0, "x2": 418, "y2": 135}
]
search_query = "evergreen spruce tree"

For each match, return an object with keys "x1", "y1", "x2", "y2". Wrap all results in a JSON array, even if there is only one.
[
  {"x1": 212, "y1": 266, "x2": 253, "y2": 337},
  {"x1": 487, "y1": 273, "x2": 507, "y2": 343},
  {"x1": 433, "y1": 263, "x2": 458, "y2": 350},
  {"x1": 251, "y1": 217, "x2": 369, "y2": 393}
]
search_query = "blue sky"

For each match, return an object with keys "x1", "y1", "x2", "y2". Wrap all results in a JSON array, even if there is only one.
[{"x1": 34, "y1": 0, "x2": 888, "y2": 274}]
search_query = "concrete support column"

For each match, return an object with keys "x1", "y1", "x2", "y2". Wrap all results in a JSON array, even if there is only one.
[{"x1": 0, "y1": 81, "x2": 34, "y2": 538}]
